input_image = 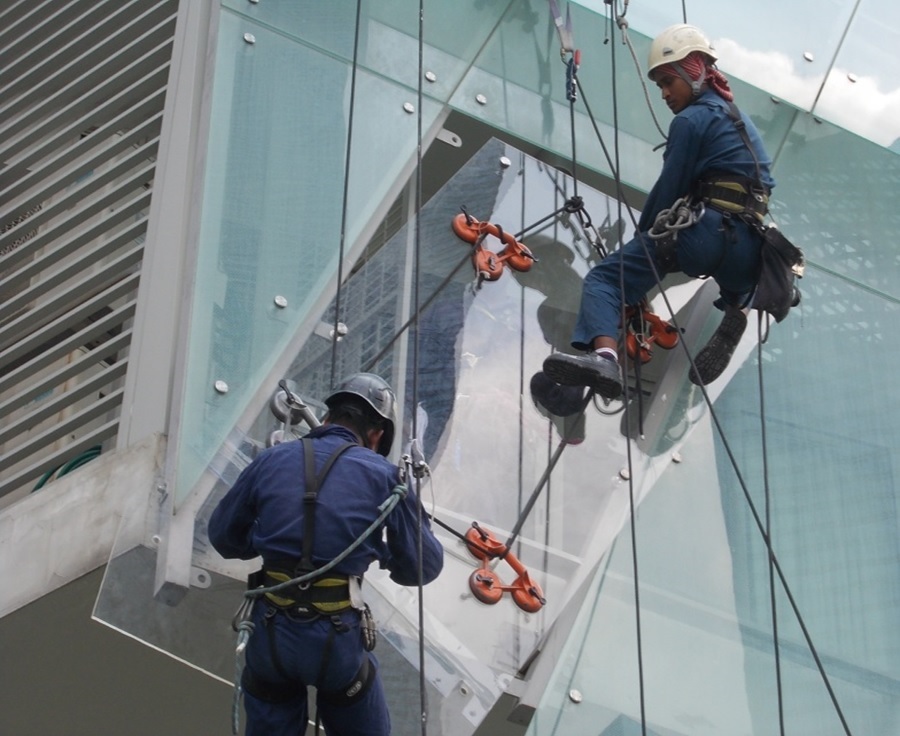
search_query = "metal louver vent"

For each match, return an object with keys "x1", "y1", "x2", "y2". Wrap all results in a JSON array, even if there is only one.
[{"x1": 0, "y1": 0, "x2": 178, "y2": 503}]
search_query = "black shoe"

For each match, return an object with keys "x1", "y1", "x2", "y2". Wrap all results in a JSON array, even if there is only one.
[
  {"x1": 530, "y1": 371, "x2": 587, "y2": 417},
  {"x1": 689, "y1": 306, "x2": 747, "y2": 385},
  {"x1": 543, "y1": 352, "x2": 623, "y2": 400}
]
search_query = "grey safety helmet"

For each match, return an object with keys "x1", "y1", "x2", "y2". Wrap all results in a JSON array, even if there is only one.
[{"x1": 325, "y1": 373, "x2": 398, "y2": 456}]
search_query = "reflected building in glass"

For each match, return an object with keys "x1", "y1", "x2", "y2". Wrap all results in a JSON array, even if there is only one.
[{"x1": 1, "y1": 2, "x2": 898, "y2": 735}]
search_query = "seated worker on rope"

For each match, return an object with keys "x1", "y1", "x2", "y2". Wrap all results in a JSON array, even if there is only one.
[
  {"x1": 543, "y1": 23, "x2": 775, "y2": 399},
  {"x1": 209, "y1": 373, "x2": 444, "y2": 736}
]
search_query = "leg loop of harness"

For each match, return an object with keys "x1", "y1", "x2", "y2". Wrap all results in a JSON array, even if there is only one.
[
  {"x1": 240, "y1": 664, "x2": 300, "y2": 704},
  {"x1": 317, "y1": 655, "x2": 376, "y2": 708}
]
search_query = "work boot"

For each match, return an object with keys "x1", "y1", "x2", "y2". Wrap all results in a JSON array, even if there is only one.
[
  {"x1": 542, "y1": 352, "x2": 623, "y2": 400},
  {"x1": 689, "y1": 305, "x2": 747, "y2": 385},
  {"x1": 530, "y1": 371, "x2": 587, "y2": 417}
]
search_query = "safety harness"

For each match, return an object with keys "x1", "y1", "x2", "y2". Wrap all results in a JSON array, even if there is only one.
[
  {"x1": 259, "y1": 438, "x2": 357, "y2": 615},
  {"x1": 695, "y1": 102, "x2": 770, "y2": 223},
  {"x1": 652, "y1": 100, "x2": 771, "y2": 277},
  {"x1": 236, "y1": 438, "x2": 382, "y2": 723}
]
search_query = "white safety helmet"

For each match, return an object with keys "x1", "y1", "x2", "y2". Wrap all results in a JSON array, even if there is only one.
[{"x1": 647, "y1": 24, "x2": 717, "y2": 80}]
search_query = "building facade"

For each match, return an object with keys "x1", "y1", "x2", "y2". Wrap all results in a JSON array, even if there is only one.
[{"x1": 1, "y1": 1, "x2": 898, "y2": 734}]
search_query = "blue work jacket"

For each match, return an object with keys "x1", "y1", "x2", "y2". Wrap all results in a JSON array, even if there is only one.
[
  {"x1": 208, "y1": 425, "x2": 444, "y2": 586},
  {"x1": 638, "y1": 89, "x2": 776, "y2": 233}
]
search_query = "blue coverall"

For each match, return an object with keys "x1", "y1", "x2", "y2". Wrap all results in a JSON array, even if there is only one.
[
  {"x1": 208, "y1": 424, "x2": 444, "y2": 736},
  {"x1": 571, "y1": 89, "x2": 776, "y2": 350}
]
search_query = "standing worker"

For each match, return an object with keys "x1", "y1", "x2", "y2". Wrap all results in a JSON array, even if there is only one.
[
  {"x1": 544, "y1": 24, "x2": 776, "y2": 398},
  {"x1": 209, "y1": 373, "x2": 444, "y2": 736}
]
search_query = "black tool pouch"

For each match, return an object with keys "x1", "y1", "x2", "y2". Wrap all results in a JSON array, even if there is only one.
[
  {"x1": 754, "y1": 225, "x2": 804, "y2": 323},
  {"x1": 653, "y1": 234, "x2": 680, "y2": 275}
]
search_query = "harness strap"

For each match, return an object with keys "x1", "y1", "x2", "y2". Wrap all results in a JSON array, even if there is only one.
[
  {"x1": 690, "y1": 103, "x2": 770, "y2": 223},
  {"x1": 262, "y1": 572, "x2": 353, "y2": 611},
  {"x1": 299, "y1": 439, "x2": 356, "y2": 575},
  {"x1": 263, "y1": 607, "x2": 292, "y2": 683},
  {"x1": 724, "y1": 102, "x2": 763, "y2": 184},
  {"x1": 318, "y1": 654, "x2": 376, "y2": 707},
  {"x1": 696, "y1": 179, "x2": 768, "y2": 218}
]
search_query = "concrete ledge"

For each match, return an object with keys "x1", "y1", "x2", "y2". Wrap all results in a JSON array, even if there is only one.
[{"x1": 0, "y1": 433, "x2": 165, "y2": 618}]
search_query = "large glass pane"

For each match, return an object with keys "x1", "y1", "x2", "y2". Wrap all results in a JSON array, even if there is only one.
[
  {"x1": 93, "y1": 4, "x2": 899, "y2": 734},
  {"x1": 225, "y1": 0, "x2": 518, "y2": 105},
  {"x1": 527, "y1": 266, "x2": 899, "y2": 735},
  {"x1": 623, "y1": 0, "x2": 857, "y2": 111},
  {"x1": 769, "y1": 112, "x2": 900, "y2": 301},
  {"x1": 579, "y1": 0, "x2": 900, "y2": 150},
  {"x1": 174, "y1": 7, "x2": 444, "y2": 504},
  {"x1": 98, "y1": 137, "x2": 707, "y2": 734},
  {"x1": 448, "y1": 0, "x2": 798, "y2": 201},
  {"x1": 813, "y1": 0, "x2": 900, "y2": 150}
]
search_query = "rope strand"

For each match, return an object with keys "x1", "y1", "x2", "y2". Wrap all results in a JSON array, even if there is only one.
[
  {"x1": 330, "y1": 0, "x2": 363, "y2": 388},
  {"x1": 758, "y1": 313, "x2": 786, "y2": 736}
]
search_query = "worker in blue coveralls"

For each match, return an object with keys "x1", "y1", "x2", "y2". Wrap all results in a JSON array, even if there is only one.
[
  {"x1": 543, "y1": 24, "x2": 775, "y2": 400},
  {"x1": 209, "y1": 373, "x2": 444, "y2": 736}
]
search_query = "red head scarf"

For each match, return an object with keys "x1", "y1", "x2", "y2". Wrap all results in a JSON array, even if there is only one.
[{"x1": 654, "y1": 51, "x2": 734, "y2": 102}]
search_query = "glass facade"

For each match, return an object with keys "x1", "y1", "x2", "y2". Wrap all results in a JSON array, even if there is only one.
[{"x1": 96, "y1": 1, "x2": 899, "y2": 734}]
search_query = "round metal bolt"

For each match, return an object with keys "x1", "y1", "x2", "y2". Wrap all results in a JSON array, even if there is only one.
[
  {"x1": 770, "y1": 96, "x2": 781, "y2": 104},
  {"x1": 459, "y1": 684, "x2": 469, "y2": 696},
  {"x1": 672, "y1": 451, "x2": 683, "y2": 464},
  {"x1": 802, "y1": 51, "x2": 814, "y2": 63},
  {"x1": 424, "y1": 70, "x2": 437, "y2": 83},
  {"x1": 249, "y1": 0, "x2": 259, "y2": 4},
  {"x1": 332, "y1": 322, "x2": 349, "y2": 339},
  {"x1": 569, "y1": 689, "x2": 583, "y2": 704},
  {"x1": 847, "y1": 72, "x2": 858, "y2": 83},
  {"x1": 214, "y1": 380, "x2": 229, "y2": 394},
  {"x1": 243, "y1": 33, "x2": 256, "y2": 44},
  {"x1": 403, "y1": 102, "x2": 415, "y2": 114},
  {"x1": 619, "y1": 467, "x2": 630, "y2": 480},
  {"x1": 151, "y1": 534, "x2": 161, "y2": 546},
  {"x1": 475, "y1": 93, "x2": 487, "y2": 105},
  {"x1": 499, "y1": 156, "x2": 511, "y2": 169},
  {"x1": 273, "y1": 295, "x2": 288, "y2": 308}
]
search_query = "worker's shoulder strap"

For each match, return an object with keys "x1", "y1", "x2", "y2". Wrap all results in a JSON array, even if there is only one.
[
  {"x1": 724, "y1": 101, "x2": 763, "y2": 185},
  {"x1": 300, "y1": 438, "x2": 357, "y2": 574}
]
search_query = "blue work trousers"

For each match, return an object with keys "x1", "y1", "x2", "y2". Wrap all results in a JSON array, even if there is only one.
[
  {"x1": 243, "y1": 605, "x2": 390, "y2": 736},
  {"x1": 571, "y1": 209, "x2": 762, "y2": 350}
]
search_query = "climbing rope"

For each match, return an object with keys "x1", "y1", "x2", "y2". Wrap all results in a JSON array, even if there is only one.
[
  {"x1": 601, "y1": 6, "x2": 649, "y2": 731},
  {"x1": 412, "y1": 1, "x2": 431, "y2": 732},
  {"x1": 329, "y1": 0, "x2": 363, "y2": 388}
]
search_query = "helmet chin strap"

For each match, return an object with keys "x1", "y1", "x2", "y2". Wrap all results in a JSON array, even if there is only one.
[{"x1": 673, "y1": 60, "x2": 708, "y2": 98}]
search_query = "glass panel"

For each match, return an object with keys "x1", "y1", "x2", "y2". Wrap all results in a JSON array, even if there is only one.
[
  {"x1": 577, "y1": 0, "x2": 900, "y2": 150},
  {"x1": 448, "y1": 1, "x2": 799, "y2": 199},
  {"x1": 813, "y1": 0, "x2": 900, "y2": 150},
  {"x1": 526, "y1": 272, "x2": 900, "y2": 735},
  {"x1": 94, "y1": 4, "x2": 899, "y2": 734},
  {"x1": 174, "y1": 7, "x2": 444, "y2": 504},
  {"x1": 226, "y1": 0, "x2": 518, "y2": 105},
  {"x1": 769, "y1": 111, "x2": 900, "y2": 302},
  {"x1": 98, "y1": 137, "x2": 700, "y2": 734},
  {"x1": 622, "y1": 0, "x2": 857, "y2": 112}
]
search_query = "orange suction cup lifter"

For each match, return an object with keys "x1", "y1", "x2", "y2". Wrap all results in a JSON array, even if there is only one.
[
  {"x1": 464, "y1": 522, "x2": 545, "y2": 612},
  {"x1": 451, "y1": 212, "x2": 534, "y2": 280}
]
